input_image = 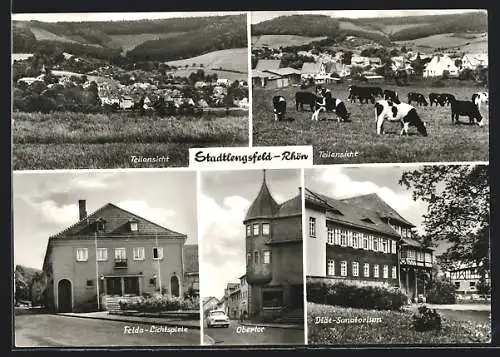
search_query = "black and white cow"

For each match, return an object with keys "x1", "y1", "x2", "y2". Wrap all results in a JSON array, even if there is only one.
[
  {"x1": 451, "y1": 100, "x2": 484, "y2": 126},
  {"x1": 272, "y1": 95, "x2": 286, "y2": 121},
  {"x1": 472, "y1": 92, "x2": 488, "y2": 110},
  {"x1": 375, "y1": 100, "x2": 428, "y2": 136},
  {"x1": 429, "y1": 93, "x2": 447, "y2": 107},
  {"x1": 440, "y1": 93, "x2": 456, "y2": 106},
  {"x1": 408, "y1": 92, "x2": 428, "y2": 106},
  {"x1": 312, "y1": 93, "x2": 351, "y2": 122},
  {"x1": 295, "y1": 91, "x2": 316, "y2": 111},
  {"x1": 348, "y1": 85, "x2": 376, "y2": 104},
  {"x1": 383, "y1": 89, "x2": 400, "y2": 104}
]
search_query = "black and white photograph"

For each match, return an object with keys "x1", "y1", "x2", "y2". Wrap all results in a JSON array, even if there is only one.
[
  {"x1": 12, "y1": 11, "x2": 249, "y2": 170},
  {"x1": 304, "y1": 165, "x2": 490, "y2": 345},
  {"x1": 199, "y1": 169, "x2": 305, "y2": 345},
  {"x1": 13, "y1": 170, "x2": 201, "y2": 347},
  {"x1": 251, "y1": 10, "x2": 488, "y2": 164}
]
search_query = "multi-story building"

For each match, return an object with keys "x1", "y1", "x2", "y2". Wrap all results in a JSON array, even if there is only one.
[
  {"x1": 42, "y1": 200, "x2": 189, "y2": 312},
  {"x1": 239, "y1": 274, "x2": 250, "y2": 318},
  {"x1": 305, "y1": 189, "x2": 434, "y2": 302},
  {"x1": 203, "y1": 296, "x2": 220, "y2": 315},
  {"x1": 446, "y1": 263, "x2": 491, "y2": 296},
  {"x1": 183, "y1": 244, "x2": 199, "y2": 298},
  {"x1": 244, "y1": 171, "x2": 303, "y2": 321}
]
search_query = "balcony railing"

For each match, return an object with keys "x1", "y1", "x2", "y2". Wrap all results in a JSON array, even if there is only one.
[
  {"x1": 114, "y1": 259, "x2": 128, "y2": 269},
  {"x1": 400, "y1": 257, "x2": 433, "y2": 268}
]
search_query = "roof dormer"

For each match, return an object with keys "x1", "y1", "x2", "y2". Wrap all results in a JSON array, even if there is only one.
[
  {"x1": 128, "y1": 218, "x2": 139, "y2": 232},
  {"x1": 95, "y1": 217, "x2": 106, "y2": 232}
]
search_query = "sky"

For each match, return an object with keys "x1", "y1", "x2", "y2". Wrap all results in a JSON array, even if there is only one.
[
  {"x1": 305, "y1": 166, "x2": 452, "y2": 257},
  {"x1": 199, "y1": 169, "x2": 301, "y2": 300},
  {"x1": 251, "y1": 9, "x2": 482, "y2": 24},
  {"x1": 13, "y1": 170, "x2": 197, "y2": 270},
  {"x1": 11, "y1": 12, "x2": 246, "y2": 22}
]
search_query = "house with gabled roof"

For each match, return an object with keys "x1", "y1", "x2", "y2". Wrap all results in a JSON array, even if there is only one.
[
  {"x1": 305, "y1": 189, "x2": 434, "y2": 303},
  {"x1": 42, "y1": 199, "x2": 189, "y2": 312}
]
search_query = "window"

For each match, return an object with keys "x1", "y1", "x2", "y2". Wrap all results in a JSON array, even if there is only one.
[
  {"x1": 373, "y1": 238, "x2": 378, "y2": 251},
  {"x1": 327, "y1": 227, "x2": 334, "y2": 244},
  {"x1": 309, "y1": 217, "x2": 316, "y2": 237},
  {"x1": 254, "y1": 251, "x2": 259, "y2": 264},
  {"x1": 347, "y1": 231, "x2": 353, "y2": 247},
  {"x1": 86, "y1": 279, "x2": 94, "y2": 287},
  {"x1": 263, "y1": 251, "x2": 271, "y2": 264},
  {"x1": 247, "y1": 253, "x2": 251, "y2": 265},
  {"x1": 340, "y1": 261, "x2": 347, "y2": 276},
  {"x1": 369, "y1": 235, "x2": 373, "y2": 250},
  {"x1": 382, "y1": 239, "x2": 388, "y2": 253},
  {"x1": 96, "y1": 248, "x2": 107, "y2": 261},
  {"x1": 262, "y1": 223, "x2": 270, "y2": 236},
  {"x1": 383, "y1": 265, "x2": 389, "y2": 279},
  {"x1": 334, "y1": 228, "x2": 340, "y2": 245},
  {"x1": 374, "y1": 264, "x2": 380, "y2": 278},
  {"x1": 133, "y1": 247, "x2": 145, "y2": 260},
  {"x1": 363, "y1": 235, "x2": 368, "y2": 249},
  {"x1": 470, "y1": 282, "x2": 476, "y2": 288},
  {"x1": 253, "y1": 223, "x2": 260, "y2": 236},
  {"x1": 96, "y1": 219, "x2": 105, "y2": 232},
  {"x1": 76, "y1": 248, "x2": 88, "y2": 262},
  {"x1": 246, "y1": 225, "x2": 252, "y2": 237},
  {"x1": 340, "y1": 229, "x2": 347, "y2": 246},
  {"x1": 353, "y1": 232, "x2": 359, "y2": 249},
  {"x1": 129, "y1": 220, "x2": 138, "y2": 232},
  {"x1": 454, "y1": 282, "x2": 460, "y2": 289},
  {"x1": 391, "y1": 240, "x2": 397, "y2": 254},
  {"x1": 153, "y1": 247, "x2": 163, "y2": 260},
  {"x1": 327, "y1": 260, "x2": 335, "y2": 276},
  {"x1": 149, "y1": 278, "x2": 157, "y2": 287},
  {"x1": 115, "y1": 248, "x2": 126, "y2": 260},
  {"x1": 425, "y1": 252, "x2": 432, "y2": 263},
  {"x1": 352, "y1": 262, "x2": 359, "y2": 277},
  {"x1": 392, "y1": 266, "x2": 397, "y2": 279},
  {"x1": 364, "y1": 263, "x2": 370, "y2": 277}
]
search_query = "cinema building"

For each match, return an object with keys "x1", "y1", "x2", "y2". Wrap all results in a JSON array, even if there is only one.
[
  {"x1": 305, "y1": 189, "x2": 434, "y2": 302},
  {"x1": 244, "y1": 171, "x2": 303, "y2": 323},
  {"x1": 42, "y1": 200, "x2": 192, "y2": 312}
]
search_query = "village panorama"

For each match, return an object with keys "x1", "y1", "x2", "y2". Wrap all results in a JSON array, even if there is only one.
[{"x1": 11, "y1": 13, "x2": 249, "y2": 170}]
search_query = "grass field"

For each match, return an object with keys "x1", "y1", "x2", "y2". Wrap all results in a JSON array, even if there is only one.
[
  {"x1": 30, "y1": 27, "x2": 80, "y2": 44},
  {"x1": 338, "y1": 21, "x2": 386, "y2": 36},
  {"x1": 107, "y1": 32, "x2": 188, "y2": 55},
  {"x1": 12, "y1": 112, "x2": 248, "y2": 170},
  {"x1": 308, "y1": 302, "x2": 490, "y2": 344},
  {"x1": 252, "y1": 35, "x2": 327, "y2": 48},
  {"x1": 252, "y1": 82, "x2": 489, "y2": 164},
  {"x1": 395, "y1": 32, "x2": 487, "y2": 51},
  {"x1": 166, "y1": 48, "x2": 248, "y2": 73}
]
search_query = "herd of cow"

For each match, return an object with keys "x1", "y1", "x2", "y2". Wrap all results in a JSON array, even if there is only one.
[{"x1": 272, "y1": 85, "x2": 488, "y2": 137}]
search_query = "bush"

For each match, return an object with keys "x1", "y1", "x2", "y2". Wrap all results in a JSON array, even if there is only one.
[
  {"x1": 411, "y1": 305, "x2": 442, "y2": 332},
  {"x1": 119, "y1": 295, "x2": 199, "y2": 312},
  {"x1": 425, "y1": 278, "x2": 456, "y2": 304},
  {"x1": 307, "y1": 280, "x2": 407, "y2": 311}
]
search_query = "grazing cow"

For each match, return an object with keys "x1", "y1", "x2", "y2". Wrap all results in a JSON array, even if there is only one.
[
  {"x1": 312, "y1": 94, "x2": 351, "y2": 122},
  {"x1": 383, "y1": 89, "x2": 400, "y2": 104},
  {"x1": 472, "y1": 92, "x2": 488, "y2": 110},
  {"x1": 348, "y1": 85, "x2": 376, "y2": 104},
  {"x1": 408, "y1": 92, "x2": 428, "y2": 106},
  {"x1": 440, "y1": 93, "x2": 456, "y2": 106},
  {"x1": 450, "y1": 100, "x2": 484, "y2": 126},
  {"x1": 295, "y1": 91, "x2": 316, "y2": 111},
  {"x1": 375, "y1": 100, "x2": 428, "y2": 136},
  {"x1": 273, "y1": 95, "x2": 287, "y2": 121},
  {"x1": 429, "y1": 93, "x2": 447, "y2": 107}
]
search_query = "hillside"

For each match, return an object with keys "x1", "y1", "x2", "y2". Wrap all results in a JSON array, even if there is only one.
[
  {"x1": 15, "y1": 265, "x2": 43, "y2": 301},
  {"x1": 166, "y1": 48, "x2": 248, "y2": 73},
  {"x1": 395, "y1": 32, "x2": 488, "y2": 52},
  {"x1": 252, "y1": 35, "x2": 327, "y2": 48},
  {"x1": 12, "y1": 14, "x2": 247, "y2": 62}
]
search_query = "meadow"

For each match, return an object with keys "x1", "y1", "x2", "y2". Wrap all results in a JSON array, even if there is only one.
[
  {"x1": 12, "y1": 112, "x2": 248, "y2": 170},
  {"x1": 307, "y1": 302, "x2": 490, "y2": 344},
  {"x1": 252, "y1": 82, "x2": 489, "y2": 164}
]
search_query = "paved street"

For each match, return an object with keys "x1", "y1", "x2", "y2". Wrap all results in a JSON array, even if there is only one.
[
  {"x1": 409, "y1": 304, "x2": 491, "y2": 325},
  {"x1": 15, "y1": 313, "x2": 201, "y2": 347},
  {"x1": 203, "y1": 320, "x2": 304, "y2": 345}
]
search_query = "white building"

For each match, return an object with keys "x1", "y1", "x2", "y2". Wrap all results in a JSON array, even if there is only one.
[
  {"x1": 461, "y1": 53, "x2": 488, "y2": 70},
  {"x1": 423, "y1": 54, "x2": 459, "y2": 78}
]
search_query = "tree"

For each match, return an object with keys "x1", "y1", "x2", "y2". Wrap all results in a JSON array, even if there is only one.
[
  {"x1": 441, "y1": 70, "x2": 450, "y2": 80},
  {"x1": 399, "y1": 165, "x2": 489, "y2": 277},
  {"x1": 341, "y1": 51, "x2": 353, "y2": 65}
]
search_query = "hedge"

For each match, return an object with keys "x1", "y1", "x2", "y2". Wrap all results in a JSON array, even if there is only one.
[
  {"x1": 307, "y1": 280, "x2": 407, "y2": 311},
  {"x1": 119, "y1": 295, "x2": 199, "y2": 312}
]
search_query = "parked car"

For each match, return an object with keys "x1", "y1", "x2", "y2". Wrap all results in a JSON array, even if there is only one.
[{"x1": 206, "y1": 309, "x2": 230, "y2": 328}]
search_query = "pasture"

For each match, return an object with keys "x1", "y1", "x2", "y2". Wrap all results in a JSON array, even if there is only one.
[
  {"x1": 166, "y1": 48, "x2": 248, "y2": 74},
  {"x1": 107, "y1": 32, "x2": 188, "y2": 55},
  {"x1": 252, "y1": 35, "x2": 327, "y2": 49},
  {"x1": 252, "y1": 82, "x2": 489, "y2": 164},
  {"x1": 12, "y1": 112, "x2": 248, "y2": 170}
]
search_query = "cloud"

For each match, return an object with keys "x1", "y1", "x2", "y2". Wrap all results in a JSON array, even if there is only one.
[
  {"x1": 199, "y1": 194, "x2": 249, "y2": 297},
  {"x1": 69, "y1": 173, "x2": 120, "y2": 190},
  {"x1": 116, "y1": 200, "x2": 176, "y2": 227},
  {"x1": 23, "y1": 198, "x2": 79, "y2": 226}
]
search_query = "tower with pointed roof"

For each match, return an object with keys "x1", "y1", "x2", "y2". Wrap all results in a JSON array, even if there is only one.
[{"x1": 243, "y1": 170, "x2": 304, "y2": 322}]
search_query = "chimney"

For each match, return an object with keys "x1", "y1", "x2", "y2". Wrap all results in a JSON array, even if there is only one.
[{"x1": 78, "y1": 200, "x2": 87, "y2": 221}]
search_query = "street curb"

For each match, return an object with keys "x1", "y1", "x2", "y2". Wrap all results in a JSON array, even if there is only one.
[
  {"x1": 56, "y1": 313, "x2": 201, "y2": 330},
  {"x1": 239, "y1": 322, "x2": 304, "y2": 330},
  {"x1": 203, "y1": 334, "x2": 215, "y2": 345}
]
